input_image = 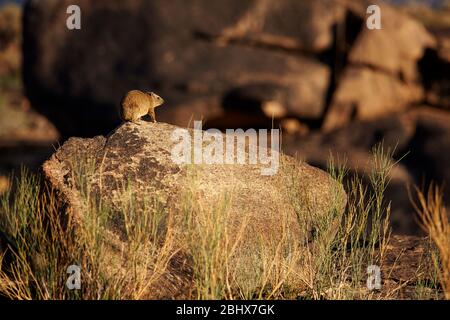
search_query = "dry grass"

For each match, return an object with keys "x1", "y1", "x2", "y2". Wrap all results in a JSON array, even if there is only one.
[
  {"x1": 411, "y1": 184, "x2": 450, "y2": 299},
  {"x1": 287, "y1": 144, "x2": 394, "y2": 300},
  {"x1": 0, "y1": 144, "x2": 443, "y2": 300},
  {"x1": 180, "y1": 164, "x2": 301, "y2": 299},
  {"x1": 0, "y1": 160, "x2": 176, "y2": 299}
]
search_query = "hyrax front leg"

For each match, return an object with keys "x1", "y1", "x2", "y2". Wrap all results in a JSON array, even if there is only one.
[{"x1": 148, "y1": 108, "x2": 157, "y2": 123}]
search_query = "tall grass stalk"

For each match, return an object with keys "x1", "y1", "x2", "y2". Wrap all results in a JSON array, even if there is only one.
[
  {"x1": 289, "y1": 144, "x2": 394, "y2": 299},
  {"x1": 412, "y1": 184, "x2": 450, "y2": 299}
]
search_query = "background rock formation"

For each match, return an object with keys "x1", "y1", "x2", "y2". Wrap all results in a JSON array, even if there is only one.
[{"x1": 11, "y1": 0, "x2": 450, "y2": 234}]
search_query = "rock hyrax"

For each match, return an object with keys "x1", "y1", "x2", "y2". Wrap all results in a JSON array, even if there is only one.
[{"x1": 120, "y1": 90, "x2": 164, "y2": 123}]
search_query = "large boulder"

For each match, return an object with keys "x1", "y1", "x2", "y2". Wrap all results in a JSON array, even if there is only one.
[
  {"x1": 323, "y1": 1, "x2": 436, "y2": 131},
  {"x1": 42, "y1": 120, "x2": 345, "y2": 298},
  {"x1": 23, "y1": 0, "x2": 346, "y2": 138},
  {"x1": 322, "y1": 66, "x2": 423, "y2": 130},
  {"x1": 347, "y1": 2, "x2": 436, "y2": 82}
]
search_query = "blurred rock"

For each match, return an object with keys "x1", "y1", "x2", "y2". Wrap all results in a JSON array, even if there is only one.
[
  {"x1": 23, "y1": 0, "x2": 345, "y2": 138},
  {"x1": 0, "y1": 175, "x2": 10, "y2": 194},
  {"x1": 348, "y1": 2, "x2": 436, "y2": 82},
  {"x1": 0, "y1": 4, "x2": 21, "y2": 76},
  {"x1": 210, "y1": 0, "x2": 346, "y2": 53},
  {"x1": 401, "y1": 107, "x2": 450, "y2": 190},
  {"x1": 0, "y1": 94, "x2": 59, "y2": 143},
  {"x1": 433, "y1": 31, "x2": 450, "y2": 64},
  {"x1": 419, "y1": 38, "x2": 450, "y2": 109},
  {"x1": 280, "y1": 118, "x2": 309, "y2": 136},
  {"x1": 0, "y1": 4, "x2": 59, "y2": 180},
  {"x1": 323, "y1": 66, "x2": 423, "y2": 131},
  {"x1": 0, "y1": 4, "x2": 21, "y2": 50},
  {"x1": 323, "y1": 1, "x2": 436, "y2": 132}
]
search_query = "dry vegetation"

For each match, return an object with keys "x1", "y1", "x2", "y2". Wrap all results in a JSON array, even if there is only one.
[
  {"x1": 0, "y1": 144, "x2": 445, "y2": 300},
  {"x1": 412, "y1": 184, "x2": 450, "y2": 299}
]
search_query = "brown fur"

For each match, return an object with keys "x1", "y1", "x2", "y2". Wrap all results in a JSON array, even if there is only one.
[{"x1": 119, "y1": 90, "x2": 164, "y2": 123}]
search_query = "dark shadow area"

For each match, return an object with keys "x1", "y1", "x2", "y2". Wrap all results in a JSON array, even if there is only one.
[
  {"x1": 318, "y1": 9, "x2": 364, "y2": 124},
  {"x1": 418, "y1": 47, "x2": 450, "y2": 109}
]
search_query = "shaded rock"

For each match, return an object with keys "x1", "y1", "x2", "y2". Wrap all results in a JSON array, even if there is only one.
[
  {"x1": 347, "y1": 1, "x2": 436, "y2": 82},
  {"x1": 23, "y1": 0, "x2": 340, "y2": 138},
  {"x1": 0, "y1": 4, "x2": 21, "y2": 50},
  {"x1": 0, "y1": 4, "x2": 21, "y2": 76},
  {"x1": 43, "y1": 121, "x2": 345, "y2": 298},
  {"x1": 322, "y1": 1, "x2": 436, "y2": 132},
  {"x1": 432, "y1": 31, "x2": 450, "y2": 64},
  {"x1": 217, "y1": 58, "x2": 330, "y2": 121},
  {"x1": 401, "y1": 107, "x2": 450, "y2": 191},
  {"x1": 419, "y1": 45, "x2": 450, "y2": 110},
  {"x1": 323, "y1": 66, "x2": 423, "y2": 131},
  {"x1": 213, "y1": 0, "x2": 345, "y2": 53}
]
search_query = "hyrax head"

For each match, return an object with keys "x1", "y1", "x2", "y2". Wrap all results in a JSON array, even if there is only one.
[{"x1": 147, "y1": 91, "x2": 164, "y2": 107}]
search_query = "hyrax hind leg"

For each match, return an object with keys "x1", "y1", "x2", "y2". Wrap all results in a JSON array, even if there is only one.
[{"x1": 148, "y1": 108, "x2": 157, "y2": 123}]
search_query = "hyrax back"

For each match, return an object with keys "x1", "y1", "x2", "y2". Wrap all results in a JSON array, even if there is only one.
[{"x1": 120, "y1": 90, "x2": 164, "y2": 123}]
